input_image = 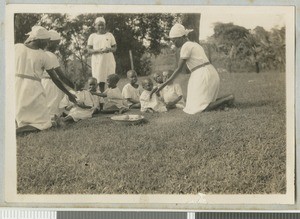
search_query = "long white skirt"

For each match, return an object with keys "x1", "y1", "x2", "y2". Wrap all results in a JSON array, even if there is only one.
[
  {"x1": 41, "y1": 78, "x2": 65, "y2": 118},
  {"x1": 15, "y1": 78, "x2": 52, "y2": 130},
  {"x1": 183, "y1": 65, "x2": 220, "y2": 114}
]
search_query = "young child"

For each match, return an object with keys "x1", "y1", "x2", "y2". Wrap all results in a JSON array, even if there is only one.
[
  {"x1": 140, "y1": 78, "x2": 167, "y2": 113},
  {"x1": 160, "y1": 70, "x2": 185, "y2": 109},
  {"x1": 60, "y1": 77, "x2": 101, "y2": 123},
  {"x1": 93, "y1": 74, "x2": 128, "y2": 114},
  {"x1": 152, "y1": 71, "x2": 164, "y2": 88},
  {"x1": 122, "y1": 70, "x2": 143, "y2": 109}
]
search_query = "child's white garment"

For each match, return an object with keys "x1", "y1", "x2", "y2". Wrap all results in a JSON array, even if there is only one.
[
  {"x1": 122, "y1": 83, "x2": 143, "y2": 107},
  {"x1": 41, "y1": 51, "x2": 65, "y2": 118},
  {"x1": 140, "y1": 90, "x2": 167, "y2": 112},
  {"x1": 103, "y1": 87, "x2": 128, "y2": 109},
  {"x1": 60, "y1": 90, "x2": 100, "y2": 122},
  {"x1": 58, "y1": 90, "x2": 76, "y2": 115},
  {"x1": 160, "y1": 83, "x2": 185, "y2": 109}
]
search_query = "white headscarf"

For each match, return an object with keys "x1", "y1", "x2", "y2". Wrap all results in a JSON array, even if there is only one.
[
  {"x1": 48, "y1": 30, "x2": 61, "y2": 41},
  {"x1": 26, "y1": 26, "x2": 50, "y2": 40},
  {"x1": 169, "y1": 23, "x2": 193, "y2": 38},
  {"x1": 94, "y1": 17, "x2": 106, "y2": 24}
]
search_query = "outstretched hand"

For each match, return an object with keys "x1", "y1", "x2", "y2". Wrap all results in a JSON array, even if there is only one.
[
  {"x1": 68, "y1": 93, "x2": 77, "y2": 104},
  {"x1": 76, "y1": 102, "x2": 92, "y2": 109},
  {"x1": 90, "y1": 91, "x2": 99, "y2": 95},
  {"x1": 149, "y1": 87, "x2": 158, "y2": 99}
]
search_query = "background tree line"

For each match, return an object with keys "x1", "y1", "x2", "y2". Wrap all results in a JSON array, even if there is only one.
[
  {"x1": 14, "y1": 13, "x2": 285, "y2": 87},
  {"x1": 202, "y1": 22, "x2": 285, "y2": 73}
]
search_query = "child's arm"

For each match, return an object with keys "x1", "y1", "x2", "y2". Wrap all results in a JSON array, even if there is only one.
[
  {"x1": 126, "y1": 98, "x2": 140, "y2": 104},
  {"x1": 91, "y1": 91, "x2": 107, "y2": 97}
]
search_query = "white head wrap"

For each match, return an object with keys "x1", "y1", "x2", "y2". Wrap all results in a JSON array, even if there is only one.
[
  {"x1": 94, "y1": 17, "x2": 106, "y2": 24},
  {"x1": 48, "y1": 30, "x2": 61, "y2": 41},
  {"x1": 26, "y1": 26, "x2": 50, "y2": 40},
  {"x1": 169, "y1": 23, "x2": 193, "y2": 38}
]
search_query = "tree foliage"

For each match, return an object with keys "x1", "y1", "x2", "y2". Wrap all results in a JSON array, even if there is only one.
[
  {"x1": 14, "y1": 13, "x2": 181, "y2": 87},
  {"x1": 14, "y1": 13, "x2": 42, "y2": 44},
  {"x1": 14, "y1": 13, "x2": 285, "y2": 78},
  {"x1": 205, "y1": 23, "x2": 285, "y2": 73}
]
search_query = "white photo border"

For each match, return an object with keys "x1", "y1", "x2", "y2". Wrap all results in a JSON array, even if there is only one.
[{"x1": 4, "y1": 4, "x2": 295, "y2": 208}]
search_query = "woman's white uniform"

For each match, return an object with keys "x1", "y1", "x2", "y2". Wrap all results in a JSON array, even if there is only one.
[
  {"x1": 87, "y1": 32, "x2": 116, "y2": 83},
  {"x1": 180, "y1": 41, "x2": 220, "y2": 114},
  {"x1": 15, "y1": 44, "x2": 53, "y2": 130}
]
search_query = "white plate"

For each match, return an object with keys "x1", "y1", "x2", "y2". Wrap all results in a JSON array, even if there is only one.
[{"x1": 111, "y1": 114, "x2": 144, "y2": 122}]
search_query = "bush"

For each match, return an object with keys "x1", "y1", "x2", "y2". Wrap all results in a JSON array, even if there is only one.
[{"x1": 139, "y1": 53, "x2": 152, "y2": 76}]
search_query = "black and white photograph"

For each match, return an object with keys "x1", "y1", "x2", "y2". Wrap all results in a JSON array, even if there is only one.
[{"x1": 4, "y1": 4, "x2": 295, "y2": 206}]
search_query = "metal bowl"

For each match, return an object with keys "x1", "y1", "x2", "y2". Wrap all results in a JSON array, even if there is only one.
[{"x1": 111, "y1": 114, "x2": 145, "y2": 125}]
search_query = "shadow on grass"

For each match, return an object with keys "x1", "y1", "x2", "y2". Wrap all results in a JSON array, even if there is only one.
[{"x1": 235, "y1": 100, "x2": 275, "y2": 109}]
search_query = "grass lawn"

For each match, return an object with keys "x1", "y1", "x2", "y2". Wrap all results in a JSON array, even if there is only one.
[{"x1": 17, "y1": 71, "x2": 286, "y2": 194}]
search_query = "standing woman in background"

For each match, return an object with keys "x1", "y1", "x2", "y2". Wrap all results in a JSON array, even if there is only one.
[
  {"x1": 15, "y1": 26, "x2": 76, "y2": 134},
  {"x1": 154, "y1": 23, "x2": 234, "y2": 114},
  {"x1": 87, "y1": 17, "x2": 117, "y2": 92}
]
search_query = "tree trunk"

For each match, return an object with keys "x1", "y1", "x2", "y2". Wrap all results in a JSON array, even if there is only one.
[{"x1": 255, "y1": 62, "x2": 260, "y2": 73}]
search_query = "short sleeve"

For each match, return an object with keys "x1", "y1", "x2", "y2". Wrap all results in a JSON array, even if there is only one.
[
  {"x1": 52, "y1": 57, "x2": 60, "y2": 69},
  {"x1": 87, "y1": 33, "x2": 94, "y2": 46},
  {"x1": 46, "y1": 52, "x2": 60, "y2": 69},
  {"x1": 43, "y1": 52, "x2": 53, "y2": 71},
  {"x1": 109, "y1": 33, "x2": 116, "y2": 46},
  {"x1": 180, "y1": 42, "x2": 192, "y2": 59}
]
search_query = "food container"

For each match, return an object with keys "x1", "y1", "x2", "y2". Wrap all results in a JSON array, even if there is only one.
[{"x1": 111, "y1": 114, "x2": 145, "y2": 125}]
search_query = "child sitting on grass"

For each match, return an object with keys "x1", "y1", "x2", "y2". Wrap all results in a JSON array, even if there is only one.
[
  {"x1": 140, "y1": 78, "x2": 167, "y2": 113},
  {"x1": 59, "y1": 77, "x2": 100, "y2": 123},
  {"x1": 160, "y1": 70, "x2": 185, "y2": 109},
  {"x1": 122, "y1": 70, "x2": 143, "y2": 109},
  {"x1": 152, "y1": 71, "x2": 164, "y2": 89},
  {"x1": 93, "y1": 74, "x2": 128, "y2": 114}
]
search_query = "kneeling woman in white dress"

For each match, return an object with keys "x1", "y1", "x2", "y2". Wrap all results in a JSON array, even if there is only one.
[
  {"x1": 154, "y1": 23, "x2": 234, "y2": 114},
  {"x1": 15, "y1": 26, "x2": 77, "y2": 134}
]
